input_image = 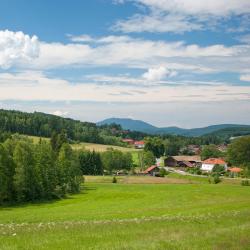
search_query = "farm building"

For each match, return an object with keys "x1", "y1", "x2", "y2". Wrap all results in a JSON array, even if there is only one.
[
  {"x1": 228, "y1": 167, "x2": 243, "y2": 177},
  {"x1": 164, "y1": 155, "x2": 202, "y2": 168},
  {"x1": 144, "y1": 165, "x2": 160, "y2": 176},
  {"x1": 201, "y1": 158, "x2": 227, "y2": 172},
  {"x1": 134, "y1": 140, "x2": 145, "y2": 149}
]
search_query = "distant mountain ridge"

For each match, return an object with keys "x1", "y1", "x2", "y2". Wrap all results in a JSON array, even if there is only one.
[{"x1": 97, "y1": 118, "x2": 250, "y2": 137}]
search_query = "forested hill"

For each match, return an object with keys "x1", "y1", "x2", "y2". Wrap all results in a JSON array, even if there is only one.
[{"x1": 0, "y1": 109, "x2": 131, "y2": 145}]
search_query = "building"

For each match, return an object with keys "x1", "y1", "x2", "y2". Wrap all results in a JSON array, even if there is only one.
[
  {"x1": 144, "y1": 165, "x2": 160, "y2": 176},
  {"x1": 201, "y1": 158, "x2": 227, "y2": 172},
  {"x1": 164, "y1": 155, "x2": 202, "y2": 168},
  {"x1": 122, "y1": 138, "x2": 135, "y2": 145},
  {"x1": 228, "y1": 167, "x2": 243, "y2": 177},
  {"x1": 134, "y1": 140, "x2": 145, "y2": 149}
]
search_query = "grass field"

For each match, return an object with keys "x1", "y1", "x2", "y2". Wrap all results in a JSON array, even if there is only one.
[
  {"x1": 26, "y1": 135, "x2": 139, "y2": 152},
  {"x1": 25, "y1": 135, "x2": 141, "y2": 164},
  {"x1": 1, "y1": 176, "x2": 250, "y2": 250}
]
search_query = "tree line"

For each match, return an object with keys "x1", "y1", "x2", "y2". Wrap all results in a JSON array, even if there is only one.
[{"x1": 0, "y1": 134, "x2": 82, "y2": 205}]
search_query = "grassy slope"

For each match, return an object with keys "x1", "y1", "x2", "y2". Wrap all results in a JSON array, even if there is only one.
[
  {"x1": 26, "y1": 135, "x2": 140, "y2": 165},
  {"x1": 1, "y1": 176, "x2": 250, "y2": 250},
  {"x1": 26, "y1": 135, "x2": 139, "y2": 153}
]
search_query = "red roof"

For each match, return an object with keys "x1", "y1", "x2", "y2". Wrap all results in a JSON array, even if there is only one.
[
  {"x1": 134, "y1": 141, "x2": 145, "y2": 145},
  {"x1": 144, "y1": 165, "x2": 158, "y2": 174},
  {"x1": 122, "y1": 139, "x2": 134, "y2": 142},
  {"x1": 203, "y1": 158, "x2": 226, "y2": 165},
  {"x1": 228, "y1": 167, "x2": 242, "y2": 173}
]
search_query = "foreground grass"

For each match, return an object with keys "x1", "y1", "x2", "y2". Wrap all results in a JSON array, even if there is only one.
[{"x1": 1, "y1": 178, "x2": 250, "y2": 249}]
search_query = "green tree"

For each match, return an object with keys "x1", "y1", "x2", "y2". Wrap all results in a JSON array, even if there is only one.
[
  {"x1": 201, "y1": 144, "x2": 222, "y2": 160},
  {"x1": 164, "y1": 140, "x2": 181, "y2": 156},
  {"x1": 13, "y1": 141, "x2": 42, "y2": 201},
  {"x1": 0, "y1": 144, "x2": 15, "y2": 203},
  {"x1": 143, "y1": 151, "x2": 156, "y2": 168},
  {"x1": 227, "y1": 136, "x2": 250, "y2": 174},
  {"x1": 57, "y1": 143, "x2": 82, "y2": 195},
  {"x1": 34, "y1": 142, "x2": 57, "y2": 199},
  {"x1": 144, "y1": 137, "x2": 165, "y2": 158}
]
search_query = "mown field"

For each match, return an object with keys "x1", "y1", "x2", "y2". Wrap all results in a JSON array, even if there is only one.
[
  {"x1": 1, "y1": 175, "x2": 250, "y2": 250},
  {"x1": 26, "y1": 135, "x2": 141, "y2": 164}
]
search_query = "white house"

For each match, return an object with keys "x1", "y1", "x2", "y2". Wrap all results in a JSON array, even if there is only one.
[{"x1": 201, "y1": 158, "x2": 227, "y2": 172}]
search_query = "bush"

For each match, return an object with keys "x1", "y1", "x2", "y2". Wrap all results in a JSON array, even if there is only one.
[
  {"x1": 158, "y1": 168, "x2": 169, "y2": 177},
  {"x1": 213, "y1": 175, "x2": 221, "y2": 184},
  {"x1": 208, "y1": 175, "x2": 221, "y2": 184},
  {"x1": 241, "y1": 180, "x2": 250, "y2": 186},
  {"x1": 112, "y1": 176, "x2": 117, "y2": 183}
]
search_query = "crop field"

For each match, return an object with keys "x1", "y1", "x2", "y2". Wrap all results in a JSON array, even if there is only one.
[{"x1": 1, "y1": 176, "x2": 250, "y2": 250}]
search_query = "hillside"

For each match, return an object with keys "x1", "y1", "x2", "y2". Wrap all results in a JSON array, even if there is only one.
[
  {"x1": 98, "y1": 118, "x2": 250, "y2": 137},
  {"x1": 0, "y1": 109, "x2": 126, "y2": 146}
]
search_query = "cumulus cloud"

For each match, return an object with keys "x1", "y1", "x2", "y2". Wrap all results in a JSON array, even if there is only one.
[
  {"x1": 0, "y1": 30, "x2": 39, "y2": 69},
  {"x1": 142, "y1": 66, "x2": 177, "y2": 81},
  {"x1": 113, "y1": 0, "x2": 250, "y2": 33},
  {"x1": 30, "y1": 37, "x2": 236, "y2": 73}
]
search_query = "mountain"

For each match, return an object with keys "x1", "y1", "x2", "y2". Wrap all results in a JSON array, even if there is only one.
[
  {"x1": 97, "y1": 118, "x2": 250, "y2": 137},
  {"x1": 98, "y1": 118, "x2": 158, "y2": 134}
]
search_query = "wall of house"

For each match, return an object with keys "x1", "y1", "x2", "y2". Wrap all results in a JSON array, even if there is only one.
[
  {"x1": 201, "y1": 164, "x2": 214, "y2": 172},
  {"x1": 164, "y1": 158, "x2": 177, "y2": 167}
]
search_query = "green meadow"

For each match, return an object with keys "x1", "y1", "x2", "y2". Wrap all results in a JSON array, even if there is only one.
[{"x1": 1, "y1": 176, "x2": 250, "y2": 250}]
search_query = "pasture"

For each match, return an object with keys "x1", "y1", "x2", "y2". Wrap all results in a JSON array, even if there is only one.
[{"x1": 1, "y1": 176, "x2": 250, "y2": 250}]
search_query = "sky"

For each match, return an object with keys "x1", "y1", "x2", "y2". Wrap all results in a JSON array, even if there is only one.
[{"x1": 0, "y1": 0, "x2": 250, "y2": 128}]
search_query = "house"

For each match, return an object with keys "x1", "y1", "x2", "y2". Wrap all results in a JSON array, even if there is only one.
[
  {"x1": 144, "y1": 165, "x2": 160, "y2": 176},
  {"x1": 164, "y1": 155, "x2": 202, "y2": 168},
  {"x1": 228, "y1": 167, "x2": 243, "y2": 177},
  {"x1": 122, "y1": 138, "x2": 135, "y2": 145},
  {"x1": 201, "y1": 158, "x2": 227, "y2": 172},
  {"x1": 134, "y1": 140, "x2": 145, "y2": 149}
]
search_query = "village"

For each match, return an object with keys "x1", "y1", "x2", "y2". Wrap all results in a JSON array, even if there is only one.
[{"x1": 122, "y1": 138, "x2": 243, "y2": 179}]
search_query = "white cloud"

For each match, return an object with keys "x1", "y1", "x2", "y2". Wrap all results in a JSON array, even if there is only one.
[
  {"x1": 52, "y1": 110, "x2": 69, "y2": 117},
  {"x1": 238, "y1": 34, "x2": 250, "y2": 44},
  {"x1": 29, "y1": 37, "x2": 236, "y2": 73},
  {"x1": 0, "y1": 30, "x2": 249, "y2": 80},
  {"x1": 68, "y1": 34, "x2": 94, "y2": 43},
  {"x1": 142, "y1": 66, "x2": 177, "y2": 81},
  {"x1": 135, "y1": 0, "x2": 250, "y2": 16},
  {"x1": 0, "y1": 30, "x2": 39, "y2": 69},
  {"x1": 240, "y1": 74, "x2": 250, "y2": 82},
  {"x1": 0, "y1": 71, "x2": 250, "y2": 103},
  {"x1": 113, "y1": 0, "x2": 250, "y2": 33}
]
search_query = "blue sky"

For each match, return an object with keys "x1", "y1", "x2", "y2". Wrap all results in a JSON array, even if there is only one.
[{"x1": 0, "y1": 0, "x2": 250, "y2": 128}]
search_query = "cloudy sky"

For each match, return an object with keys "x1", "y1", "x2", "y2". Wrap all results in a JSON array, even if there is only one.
[{"x1": 0, "y1": 0, "x2": 250, "y2": 128}]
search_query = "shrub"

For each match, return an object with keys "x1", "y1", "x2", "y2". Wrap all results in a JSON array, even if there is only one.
[
  {"x1": 208, "y1": 175, "x2": 221, "y2": 184},
  {"x1": 213, "y1": 175, "x2": 221, "y2": 184},
  {"x1": 112, "y1": 176, "x2": 117, "y2": 183},
  {"x1": 158, "y1": 168, "x2": 169, "y2": 177},
  {"x1": 241, "y1": 180, "x2": 250, "y2": 186}
]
